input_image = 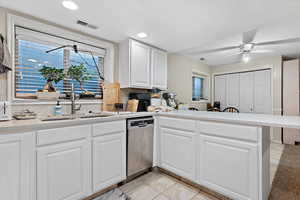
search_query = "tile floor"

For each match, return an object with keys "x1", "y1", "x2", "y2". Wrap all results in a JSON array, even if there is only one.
[
  {"x1": 120, "y1": 171, "x2": 218, "y2": 200},
  {"x1": 117, "y1": 142, "x2": 286, "y2": 200}
]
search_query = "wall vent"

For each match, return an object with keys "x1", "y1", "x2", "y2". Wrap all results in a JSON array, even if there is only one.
[{"x1": 76, "y1": 20, "x2": 98, "y2": 30}]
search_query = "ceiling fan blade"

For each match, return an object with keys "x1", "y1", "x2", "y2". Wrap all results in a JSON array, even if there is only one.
[
  {"x1": 189, "y1": 45, "x2": 240, "y2": 55},
  {"x1": 251, "y1": 50, "x2": 272, "y2": 53},
  {"x1": 243, "y1": 29, "x2": 257, "y2": 44},
  {"x1": 256, "y1": 37, "x2": 300, "y2": 46}
]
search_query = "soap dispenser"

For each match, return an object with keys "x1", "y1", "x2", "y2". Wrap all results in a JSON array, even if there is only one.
[{"x1": 54, "y1": 101, "x2": 63, "y2": 116}]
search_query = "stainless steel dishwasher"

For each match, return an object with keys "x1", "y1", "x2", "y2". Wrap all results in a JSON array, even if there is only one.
[{"x1": 127, "y1": 117, "x2": 154, "y2": 178}]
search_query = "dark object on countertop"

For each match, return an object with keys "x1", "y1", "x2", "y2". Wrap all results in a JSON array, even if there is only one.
[
  {"x1": 114, "y1": 103, "x2": 124, "y2": 114},
  {"x1": 223, "y1": 107, "x2": 240, "y2": 113},
  {"x1": 129, "y1": 93, "x2": 151, "y2": 112},
  {"x1": 188, "y1": 107, "x2": 199, "y2": 111},
  {"x1": 213, "y1": 101, "x2": 221, "y2": 109},
  {"x1": 0, "y1": 33, "x2": 12, "y2": 73}
]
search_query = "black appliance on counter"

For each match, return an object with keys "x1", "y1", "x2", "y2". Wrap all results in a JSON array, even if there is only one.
[{"x1": 128, "y1": 93, "x2": 151, "y2": 112}]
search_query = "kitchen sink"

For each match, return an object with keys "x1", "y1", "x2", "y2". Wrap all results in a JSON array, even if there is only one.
[
  {"x1": 41, "y1": 115, "x2": 77, "y2": 121},
  {"x1": 79, "y1": 113, "x2": 114, "y2": 118},
  {"x1": 41, "y1": 113, "x2": 114, "y2": 121}
]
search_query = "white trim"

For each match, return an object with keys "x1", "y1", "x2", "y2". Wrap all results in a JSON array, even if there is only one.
[{"x1": 6, "y1": 14, "x2": 115, "y2": 101}]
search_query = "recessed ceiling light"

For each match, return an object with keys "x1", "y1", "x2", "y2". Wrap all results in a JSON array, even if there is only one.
[
  {"x1": 62, "y1": 0, "x2": 78, "y2": 10},
  {"x1": 137, "y1": 32, "x2": 148, "y2": 38}
]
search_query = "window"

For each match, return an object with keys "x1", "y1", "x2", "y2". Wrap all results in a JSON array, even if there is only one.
[
  {"x1": 192, "y1": 76, "x2": 204, "y2": 101},
  {"x1": 14, "y1": 26, "x2": 105, "y2": 99}
]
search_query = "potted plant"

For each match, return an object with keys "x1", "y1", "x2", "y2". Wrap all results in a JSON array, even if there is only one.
[
  {"x1": 67, "y1": 64, "x2": 95, "y2": 98},
  {"x1": 37, "y1": 66, "x2": 65, "y2": 100}
]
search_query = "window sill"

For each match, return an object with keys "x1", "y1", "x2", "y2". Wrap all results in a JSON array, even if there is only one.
[{"x1": 12, "y1": 99, "x2": 103, "y2": 106}]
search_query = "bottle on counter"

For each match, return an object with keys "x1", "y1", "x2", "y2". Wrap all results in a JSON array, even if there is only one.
[{"x1": 53, "y1": 101, "x2": 63, "y2": 116}]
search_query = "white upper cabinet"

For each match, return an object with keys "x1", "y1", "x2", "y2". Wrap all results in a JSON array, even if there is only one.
[
  {"x1": 0, "y1": 132, "x2": 34, "y2": 200},
  {"x1": 130, "y1": 40, "x2": 151, "y2": 88},
  {"x1": 151, "y1": 48, "x2": 168, "y2": 90},
  {"x1": 119, "y1": 39, "x2": 167, "y2": 89}
]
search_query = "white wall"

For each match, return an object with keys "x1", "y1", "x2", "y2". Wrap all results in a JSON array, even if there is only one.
[
  {"x1": 167, "y1": 53, "x2": 211, "y2": 109},
  {"x1": 211, "y1": 56, "x2": 283, "y2": 143}
]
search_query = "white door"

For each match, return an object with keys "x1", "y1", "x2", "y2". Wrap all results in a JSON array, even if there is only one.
[
  {"x1": 37, "y1": 139, "x2": 91, "y2": 200},
  {"x1": 199, "y1": 135, "x2": 258, "y2": 200},
  {"x1": 239, "y1": 72, "x2": 254, "y2": 113},
  {"x1": 226, "y1": 73, "x2": 240, "y2": 109},
  {"x1": 160, "y1": 127, "x2": 197, "y2": 180},
  {"x1": 130, "y1": 40, "x2": 151, "y2": 88},
  {"x1": 253, "y1": 70, "x2": 272, "y2": 114},
  {"x1": 0, "y1": 133, "x2": 34, "y2": 200},
  {"x1": 151, "y1": 48, "x2": 168, "y2": 89},
  {"x1": 93, "y1": 132, "x2": 126, "y2": 192},
  {"x1": 214, "y1": 75, "x2": 227, "y2": 110}
]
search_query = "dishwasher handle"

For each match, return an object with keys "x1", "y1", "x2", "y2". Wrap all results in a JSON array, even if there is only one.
[{"x1": 128, "y1": 118, "x2": 154, "y2": 129}]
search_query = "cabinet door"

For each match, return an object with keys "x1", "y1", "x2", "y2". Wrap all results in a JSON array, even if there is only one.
[
  {"x1": 199, "y1": 135, "x2": 258, "y2": 200},
  {"x1": 160, "y1": 127, "x2": 197, "y2": 180},
  {"x1": 239, "y1": 72, "x2": 254, "y2": 113},
  {"x1": 0, "y1": 133, "x2": 34, "y2": 200},
  {"x1": 130, "y1": 40, "x2": 151, "y2": 88},
  {"x1": 214, "y1": 75, "x2": 227, "y2": 111},
  {"x1": 253, "y1": 70, "x2": 272, "y2": 114},
  {"x1": 37, "y1": 139, "x2": 91, "y2": 200},
  {"x1": 226, "y1": 73, "x2": 240, "y2": 109},
  {"x1": 151, "y1": 48, "x2": 167, "y2": 89},
  {"x1": 93, "y1": 132, "x2": 126, "y2": 192}
]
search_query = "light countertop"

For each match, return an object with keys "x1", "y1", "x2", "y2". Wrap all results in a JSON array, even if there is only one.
[
  {"x1": 159, "y1": 111, "x2": 300, "y2": 129},
  {"x1": 1, "y1": 111, "x2": 300, "y2": 134}
]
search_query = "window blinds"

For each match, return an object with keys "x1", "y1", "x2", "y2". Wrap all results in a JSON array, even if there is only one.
[{"x1": 15, "y1": 26, "x2": 105, "y2": 99}]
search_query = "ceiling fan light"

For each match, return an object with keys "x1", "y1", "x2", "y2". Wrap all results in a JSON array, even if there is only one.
[
  {"x1": 243, "y1": 43, "x2": 254, "y2": 51},
  {"x1": 242, "y1": 53, "x2": 250, "y2": 63}
]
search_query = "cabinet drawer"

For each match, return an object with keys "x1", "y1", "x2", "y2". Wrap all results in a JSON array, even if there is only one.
[
  {"x1": 92, "y1": 120, "x2": 126, "y2": 137},
  {"x1": 37, "y1": 125, "x2": 91, "y2": 146},
  {"x1": 198, "y1": 121, "x2": 258, "y2": 142},
  {"x1": 159, "y1": 117, "x2": 196, "y2": 132}
]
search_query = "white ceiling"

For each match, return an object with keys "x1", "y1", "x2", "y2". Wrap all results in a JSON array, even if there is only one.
[{"x1": 1, "y1": 0, "x2": 300, "y2": 66}]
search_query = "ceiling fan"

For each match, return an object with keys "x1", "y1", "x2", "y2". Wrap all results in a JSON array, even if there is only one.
[{"x1": 190, "y1": 29, "x2": 300, "y2": 63}]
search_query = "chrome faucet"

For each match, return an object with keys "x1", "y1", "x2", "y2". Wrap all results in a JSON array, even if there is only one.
[{"x1": 70, "y1": 83, "x2": 81, "y2": 115}]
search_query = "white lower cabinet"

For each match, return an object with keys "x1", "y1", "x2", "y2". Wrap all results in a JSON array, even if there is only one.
[
  {"x1": 0, "y1": 132, "x2": 34, "y2": 200},
  {"x1": 160, "y1": 127, "x2": 197, "y2": 180},
  {"x1": 37, "y1": 139, "x2": 91, "y2": 200},
  {"x1": 92, "y1": 132, "x2": 126, "y2": 192},
  {"x1": 198, "y1": 135, "x2": 258, "y2": 200}
]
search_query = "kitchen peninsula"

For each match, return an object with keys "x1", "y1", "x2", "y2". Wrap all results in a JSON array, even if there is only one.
[{"x1": 1, "y1": 111, "x2": 300, "y2": 200}]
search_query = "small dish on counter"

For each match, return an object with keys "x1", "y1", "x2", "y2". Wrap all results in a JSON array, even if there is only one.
[{"x1": 13, "y1": 110, "x2": 37, "y2": 120}]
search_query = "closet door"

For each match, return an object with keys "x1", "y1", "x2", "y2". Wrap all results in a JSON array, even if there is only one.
[
  {"x1": 253, "y1": 70, "x2": 272, "y2": 114},
  {"x1": 214, "y1": 75, "x2": 227, "y2": 111},
  {"x1": 226, "y1": 73, "x2": 240, "y2": 109},
  {"x1": 239, "y1": 72, "x2": 254, "y2": 113}
]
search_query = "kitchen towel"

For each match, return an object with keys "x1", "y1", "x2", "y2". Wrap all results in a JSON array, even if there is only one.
[{"x1": 0, "y1": 34, "x2": 12, "y2": 73}]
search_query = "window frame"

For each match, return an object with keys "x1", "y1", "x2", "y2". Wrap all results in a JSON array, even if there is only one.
[
  {"x1": 7, "y1": 14, "x2": 115, "y2": 103},
  {"x1": 191, "y1": 70, "x2": 210, "y2": 103}
]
